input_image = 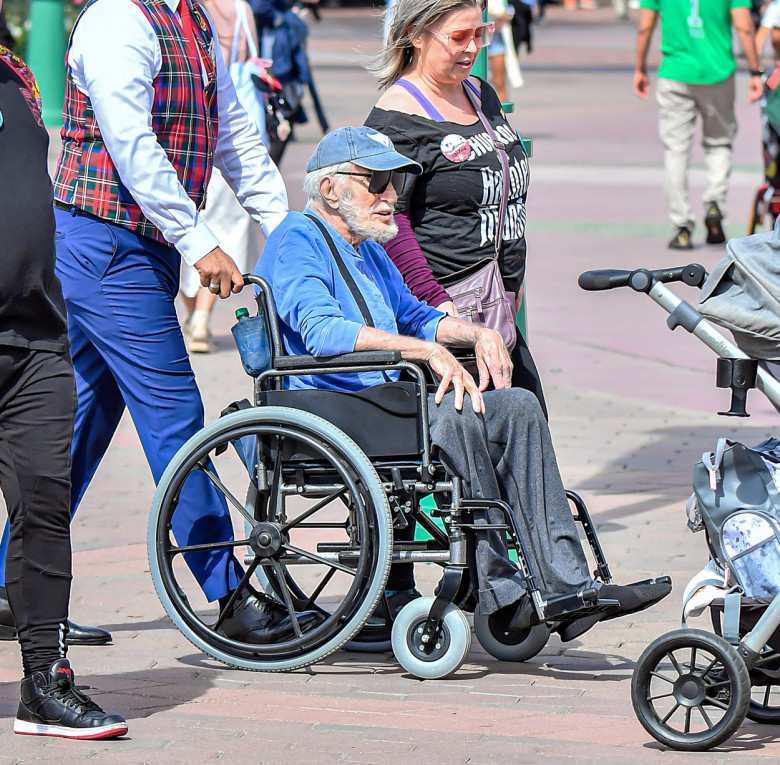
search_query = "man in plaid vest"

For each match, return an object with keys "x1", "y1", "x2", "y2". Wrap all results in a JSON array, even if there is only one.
[{"x1": 0, "y1": 0, "x2": 322, "y2": 651}]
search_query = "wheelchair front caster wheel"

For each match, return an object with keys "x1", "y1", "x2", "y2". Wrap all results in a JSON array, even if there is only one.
[
  {"x1": 391, "y1": 596, "x2": 471, "y2": 679},
  {"x1": 473, "y1": 603, "x2": 550, "y2": 662},
  {"x1": 631, "y1": 629, "x2": 750, "y2": 751}
]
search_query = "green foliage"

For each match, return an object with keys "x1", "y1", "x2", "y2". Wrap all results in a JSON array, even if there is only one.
[{"x1": 4, "y1": 0, "x2": 84, "y2": 55}]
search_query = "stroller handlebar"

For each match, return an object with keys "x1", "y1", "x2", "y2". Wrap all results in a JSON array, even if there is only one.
[{"x1": 578, "y1": 263, "x2": 708, "y2": 293}]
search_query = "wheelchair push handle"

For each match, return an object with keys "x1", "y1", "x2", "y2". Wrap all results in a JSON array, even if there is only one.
[{"x1": 578, "y1": 263, "x2": 707, "y2": 293}]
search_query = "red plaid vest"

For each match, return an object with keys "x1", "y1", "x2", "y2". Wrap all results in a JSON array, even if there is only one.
[{"x1": 53, "y1": 0, "x2": 219, "y2": 243}]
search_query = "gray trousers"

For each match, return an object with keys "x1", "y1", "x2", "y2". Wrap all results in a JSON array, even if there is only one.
[
  {"x1": 656, "y1": 75, "x2": 737, "y2": 230},
  {"x1": 427, "y1": 388, "x2": 591, "y2": 615}
]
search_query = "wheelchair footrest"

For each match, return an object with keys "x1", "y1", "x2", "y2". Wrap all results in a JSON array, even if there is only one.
[{"x1": 543, "y1": 587, "x2": 619, "y2": 622}]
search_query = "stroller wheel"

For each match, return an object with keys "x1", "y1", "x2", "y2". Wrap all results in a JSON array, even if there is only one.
[
  {"x1": 631, "y1": 629, "x2": 750, "y2": 752},
  {"x1": 747, "y1": 652, "x2": 780, "y2": 724},
  {"x1": 473, "y1": 603, "x2": 550, "y2": 662}
]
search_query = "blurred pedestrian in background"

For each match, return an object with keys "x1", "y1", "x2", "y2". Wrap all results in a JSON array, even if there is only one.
[
  {"x1": 757, "y1": 0, "x2": 780, "y2": 60},
  {"x1": 634, "y1": 0, "x2": 762, "y2": 250},
  {"x1": 180, "y1": 0, "x2": 266, "y2": 353},
  {"x1": 487, "y1": 0, "x2": 513, "y2": 102},
  {"x1": 0, "y1": 30, "x2": 127, "y2": 739}
]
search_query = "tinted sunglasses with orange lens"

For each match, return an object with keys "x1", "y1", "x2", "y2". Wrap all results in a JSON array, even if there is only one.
[
  {"x1": 429, "y1": 22, "x2": 495, "y2": 52},
  {"x1": 335, "y1": 169, "x2": 407, "y2": 195}
]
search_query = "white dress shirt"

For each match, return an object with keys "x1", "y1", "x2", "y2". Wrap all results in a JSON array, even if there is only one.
[{"x1": 66, "y1": 0, "x2": 288, "y2": 266}]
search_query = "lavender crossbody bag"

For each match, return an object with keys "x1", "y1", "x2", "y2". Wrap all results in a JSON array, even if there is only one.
[{"x1": 396, "y1": 79, "x2": 518, "y2": 351}]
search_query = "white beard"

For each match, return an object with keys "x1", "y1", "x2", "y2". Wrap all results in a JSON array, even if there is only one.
[{"x1": 340, "y1": 197, "x2": 399, "y2": 244}]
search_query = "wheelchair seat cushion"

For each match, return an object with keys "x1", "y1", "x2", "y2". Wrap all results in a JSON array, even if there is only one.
[{"x1": 257, "y1": 381, "x2": 423, "y2": 458}]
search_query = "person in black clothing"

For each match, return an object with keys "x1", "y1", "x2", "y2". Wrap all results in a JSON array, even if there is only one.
[{"x1": 0, "y1": 32, "x2": 127, "y2": 739}]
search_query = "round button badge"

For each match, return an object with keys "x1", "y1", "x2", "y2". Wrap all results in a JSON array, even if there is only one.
[{"x1": 440, "y1": 134, "x2": 472, "y2": 163}]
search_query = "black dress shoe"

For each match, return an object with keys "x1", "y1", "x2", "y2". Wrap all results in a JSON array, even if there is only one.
[
  {"x1": 0, "y1": 588, "x2": 112, "y2": 646},
  {"x1": 556, "y1": 579, "x2": 672, "y2": 642},
  {"x1": 218, "y1": 590, "x2": 323, "y2": 644}
]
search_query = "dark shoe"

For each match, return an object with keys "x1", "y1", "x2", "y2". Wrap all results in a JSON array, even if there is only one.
[
  {"x1": 557, "y1": 610, "x2": 604, "y2": 642},
  {"x1": 0, "y1": 588, "x2": 111, "y2": 646},
  {"x1": 489, "y1": 596, "x2": 536, "y2": 637},
  {"x1": 348, "y1": 588, "x2": 422, "y2": 649},
  {"x1": 598, "y1": 578, "x2": 672, "y2": 622},
  {"x1": 557, "y1": 579, "x2": 672, "y2": 642},
  {"x1": 668, "y1": 226, "x2": 693, "y2": 250},
  {"x1": 705, "y1": 201, "x2": 726, "y2": 244},
  {"x1": 14, "y1": 659, "x2": 128, "y2": 739},
  {"x1": 217, "y1": 589, "x2": 323, "y2": 644}
]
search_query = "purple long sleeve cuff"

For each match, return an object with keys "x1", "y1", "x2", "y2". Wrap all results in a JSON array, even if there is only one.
[{"x1": 383, "y1": 211, "x2": 452, "y2": 308}]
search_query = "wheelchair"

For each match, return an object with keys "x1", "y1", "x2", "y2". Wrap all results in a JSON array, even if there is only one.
[{"x1": 148, "y1": 275, "x2": 652, "y2": 679}]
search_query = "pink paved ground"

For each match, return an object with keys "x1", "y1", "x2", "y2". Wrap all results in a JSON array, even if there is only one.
[{"x1": 4, "y1": 4, "x2": 780, "y2": 762}]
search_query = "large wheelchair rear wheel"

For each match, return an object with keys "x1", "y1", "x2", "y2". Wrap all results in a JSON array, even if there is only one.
[
  {"x1": 631, "y1": 629, "x2": 750, "y2": 751},
  {"x1": 148, "y1": 407, "x2": 393, "y2": 671}
]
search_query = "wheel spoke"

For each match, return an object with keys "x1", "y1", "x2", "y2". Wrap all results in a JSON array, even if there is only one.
[
  {"x1": 213, "y1": 555, "x2": 261, "y2": 632},
  {"x1": 764, "y1": 685, "x2": 772, "y2": 708},
  {"x1": 684, "y1": 707, "x2": 692, "y2": 734},
  {"x1": 649, "y1": 670, "x2": 675, "y2": 685},
  {"x1": 281, "y1": 488, "x2": 349, "y2": 532},
  {"x1": 282, "y1": 542, "x2": 357, "y2": 575},
  {"x1": 303, "y1": 567, "x2": 337, "y2": 614},
  {"x1": 666, "y1": 651, "x2": 684, "y2": 677},
  {"x1": 647, "y1": 691, "x2": 676, "y2": 702},
  {"x1": 690, "y1": 646, "x2": 698, "y2": 673},
  {"x1": 705, "y1": 679, "x2": 732, "y2": 690},
  {"x1": 697, "y1": 654, "x2": 720, "y2": 680},
  {"x1": 268, "y1": 435, "x2": 284, "y2": 523},
  {"x1": 199, "y1": 460, "x2": 255, "y2": 526},
  {"x1": 704, "y1": 695, "x2": 730, "y2": 711},
  {"x1": 697, "y1": 703, "x2": 715, "y2": 729},
  {"x1": 271, "y1": 560, "x2": 302, "y2": 638},
  {"x1": 170, "y1": 538, "x2": 250, "y2": 556},
  {"x1": 661, "y1": 702, "x2": 681, "y2": 724}
]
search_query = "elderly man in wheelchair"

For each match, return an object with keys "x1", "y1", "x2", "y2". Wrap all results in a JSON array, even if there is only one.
[{"x1": 148, "y1": 127, "x2": 671, "y2": 679}]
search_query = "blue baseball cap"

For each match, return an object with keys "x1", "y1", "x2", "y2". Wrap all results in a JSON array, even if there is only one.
[{"x1": 306, "y1": 126, "x2": 422, "y2": 175}]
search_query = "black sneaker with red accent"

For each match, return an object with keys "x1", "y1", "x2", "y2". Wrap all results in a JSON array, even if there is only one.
[{"x1": 14, "y1": 659, "x2": 128, "y2": 739}]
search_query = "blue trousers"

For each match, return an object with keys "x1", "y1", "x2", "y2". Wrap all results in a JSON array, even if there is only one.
[{"x1": 0, "y1": 209, "x2": 241, "y2": 601}]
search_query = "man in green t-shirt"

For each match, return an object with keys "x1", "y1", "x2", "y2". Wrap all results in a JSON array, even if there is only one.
[{"x1": 634, "y1": 0, "x2": 762, "y2": 249}]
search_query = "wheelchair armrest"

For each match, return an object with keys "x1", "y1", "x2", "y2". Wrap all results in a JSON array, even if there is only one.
[{"x1": 274, "y1": 350, "x2": 402, "y2": 370}]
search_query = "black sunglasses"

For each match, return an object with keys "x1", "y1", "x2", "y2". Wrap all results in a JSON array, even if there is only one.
[{"x1": 334, "y1": 169, "x2": 407, "y2": 195}]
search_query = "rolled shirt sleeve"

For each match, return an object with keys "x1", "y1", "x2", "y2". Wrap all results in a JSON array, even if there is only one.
[{"x1": 67, "y1": 0, "x2": 287, "y2": 267}]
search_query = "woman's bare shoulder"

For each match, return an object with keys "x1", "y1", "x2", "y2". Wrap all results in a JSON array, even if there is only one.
[{"x1": 375, "y1": 83, "x2": 430, "y2": 119}]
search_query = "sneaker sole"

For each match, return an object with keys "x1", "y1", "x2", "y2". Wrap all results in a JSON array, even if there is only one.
[
  {"x1": 187, "y1": 339, "x2": 211, "y2": 353},
  {"x1": 14, "y1": 719, "x2": 128, "y2": 739}
]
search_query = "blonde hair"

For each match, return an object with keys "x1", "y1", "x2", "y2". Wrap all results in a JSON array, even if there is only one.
[{"x1": 369, "y1": 0, "x2": 486, "y2": 90}]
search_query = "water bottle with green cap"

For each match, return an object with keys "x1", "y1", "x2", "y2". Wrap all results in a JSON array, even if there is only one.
[{"x1": 231, "y1": 306, "x2": 271, "y2": 376}]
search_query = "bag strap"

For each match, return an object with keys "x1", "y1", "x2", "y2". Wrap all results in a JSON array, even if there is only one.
[
  {"x1": 462, "y1": 81, "x2": 510, "y2": 259},
  {"x1": 304, "y1": 213, "x2": 375, "y2": 328},
  {"x1": 394, "y1": 78, "x2": 447, "y2": 122},
  {"x1": 702, "y1": 437, "x2": 730, "y2": 492},
  {"x1": 231, "y1": 0, "x2": 259, "y2": 66}
]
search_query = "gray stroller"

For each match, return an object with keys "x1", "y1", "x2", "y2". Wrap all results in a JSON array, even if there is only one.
[{"x1": 579, "y1": 234, "x2": 780, "y2": 751}]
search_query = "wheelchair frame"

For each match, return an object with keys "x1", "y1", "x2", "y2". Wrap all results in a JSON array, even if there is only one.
[{"x1": 148, "y1": 275, "x2": 624, "y2": 679}]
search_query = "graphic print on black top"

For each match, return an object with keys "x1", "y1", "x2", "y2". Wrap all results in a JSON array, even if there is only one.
[{"x1": 365, "y1": 80, "x2": 530, "y2": 292}]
